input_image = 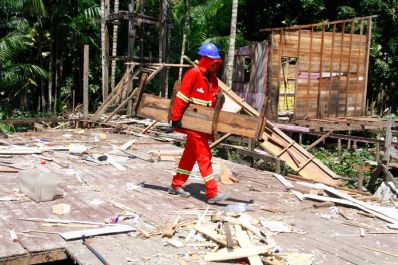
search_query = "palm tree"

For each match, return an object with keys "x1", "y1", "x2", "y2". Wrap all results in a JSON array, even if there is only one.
[
  {"x1": 0, "y1": 0, "x2": 48, "y2": 112},
  {"x1": 225, "y1": 0, "x2": 238, "y2": 88}
]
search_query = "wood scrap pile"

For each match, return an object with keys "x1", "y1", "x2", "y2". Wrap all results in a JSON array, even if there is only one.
[
  {"x1": 272, "y1": 173, "x2": 398, "y2": 227},
  {"x1": 160, "y1": 207, "x2": 299, "y2": 264}
]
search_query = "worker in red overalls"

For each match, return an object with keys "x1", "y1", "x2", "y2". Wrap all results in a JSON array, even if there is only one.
[{"x1": 169, "y1": 42, "x2": 230, "y2": 204}]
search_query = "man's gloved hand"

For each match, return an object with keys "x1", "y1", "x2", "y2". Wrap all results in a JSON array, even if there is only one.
[{"x1": 171, "y1": 120, "x2": 182, "y2": 129}]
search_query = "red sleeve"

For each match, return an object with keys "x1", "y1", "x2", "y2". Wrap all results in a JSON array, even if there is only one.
[{"x1": 171, "y1": 68, "x2": 197, "y2": 121}]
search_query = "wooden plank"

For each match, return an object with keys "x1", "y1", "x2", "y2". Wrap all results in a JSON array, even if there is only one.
[
  {"x1": 306, "y1": 131, "x2": 332, "y2": 150},
  {"x1": 344, "y1": 21, "x2": 355, "y2": 116},
  {"x1": 235, "y1": 225, "x2": 263, "y2": 265},
  {"x1": 137, "y1": 94, "x2": 259, "y2": 138},
  {"x1": 59, "y1": 224, "x2": 135, "y2": 240},
  {"x1": 363, "y1": 17, "x2": 372, "y2": 114},
  {"x1": 194, "y1": 224, "x2": 229, "y2": 247}
]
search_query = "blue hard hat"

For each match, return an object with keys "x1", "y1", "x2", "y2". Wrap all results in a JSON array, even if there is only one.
[{"x1": 197, "y1": 42, "x2": 221, "y2": 59}]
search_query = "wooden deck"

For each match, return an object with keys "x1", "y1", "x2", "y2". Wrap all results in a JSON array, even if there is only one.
[{"x1": 0, "y1": 129, "x2": 397, "y2": 265}]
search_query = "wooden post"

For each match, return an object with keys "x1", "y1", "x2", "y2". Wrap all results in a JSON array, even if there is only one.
[
  {"x1": 275, "y1": 159, "x2": 281, "y2": 174},
  {"x1": 337, "y1": 138, "x2": 342, "y2": 159},
  {"x1": 376, "y1": 142, "x2": 380, "y2": 162},
  {"x1": 299, "y1": 133, "x2": 303, "y2": 145},
  {"x1": 128, "y1": 1, "x2": 136, "y2": 60},
  {"x1": 357, "y1": 161, "x2": 364, "y2": 191},
  {"x1": 384, "y1": 114, "x2": 392, "y2": 164},
  {"x1": 353, "y1": 140, "x2": 357, "y2": 151},
  {"x1": 159, "y1": 0, "x2": 168, "y2": 98},
  {"x1": 83, "y1": 45, "x2": 89, "y2": 127}
]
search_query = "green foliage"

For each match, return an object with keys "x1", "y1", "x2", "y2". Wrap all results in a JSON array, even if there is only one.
[{"x1": 310, "y1": 147, "x2": 375, "y2": 188}]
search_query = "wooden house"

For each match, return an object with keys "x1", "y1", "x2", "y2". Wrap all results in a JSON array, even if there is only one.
[{"x1": 230, "y1": 16, "x2": 373, "y2": 121}]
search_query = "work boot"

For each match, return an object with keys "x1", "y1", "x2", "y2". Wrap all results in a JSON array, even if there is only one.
[
  {"x1": 208, "y1": 192, "x2": 230, "y2": 204},
  {"x1": 168, "y1": 187, "x2": 191, "y2": 198}
]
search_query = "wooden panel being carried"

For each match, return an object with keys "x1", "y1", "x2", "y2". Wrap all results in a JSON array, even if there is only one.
[{"x1": 137, "y1": 94, "x2": 259, "y2": 138}]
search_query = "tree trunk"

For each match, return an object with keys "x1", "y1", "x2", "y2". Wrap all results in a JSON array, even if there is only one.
[
  {"x1": 159, "y1": 0, "x2": 168, "y2": 98},
  {"x1": 48, "y1": 41, "x2": 54, "y2": 112},
  {"x1": 178, "y1": 0, "x2": 190, "y2": 82},
  {"x1": 110, "y1": 0, "x2": 120, "y2": 90},
  {"x1": 225, "y1": 0, "x2": 238, "y2": 88},
  {"x1": 101, "y1": 0, "x2": 110, "y2": 102}
]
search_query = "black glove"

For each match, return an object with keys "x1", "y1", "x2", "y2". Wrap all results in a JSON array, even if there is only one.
[{"x1": 172, "y1": 120, "x2": 182, "y2": 129}]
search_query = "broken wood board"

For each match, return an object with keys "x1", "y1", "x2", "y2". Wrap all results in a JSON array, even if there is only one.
[
  {"x1": 203, "y1": 245, "x2": 271, "y2": 262},
  {"x1": 59, "y1": 224, "x2": 135, "y2": 240},
  {"x1": 235, "y1": 225, "x2": 263, "y2": 265},
  {"x1": 194, "y1": 224, "x2": 230, "y2": 247}
]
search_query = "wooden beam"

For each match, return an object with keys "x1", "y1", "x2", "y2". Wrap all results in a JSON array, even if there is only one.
[
  {"x1": 137, "y1": 94, "x2": 259, "y2": 138},
  {"x1": 259, "y1": 16, "x2": 377, "y2": 32},
  {"x1": 306, "y1": 131, "x2": 332, "y2": 151},
  {"x1": 210, "y1": 133, "x2": 232, "y2": 148},
  {"x1": 235, "y1": 225, "x2": 263, "y2": 265}
]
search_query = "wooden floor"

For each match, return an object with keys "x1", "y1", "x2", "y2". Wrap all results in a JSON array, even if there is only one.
[{"x1": 0, "y1": 128, "x2": 397, "y2": 265}]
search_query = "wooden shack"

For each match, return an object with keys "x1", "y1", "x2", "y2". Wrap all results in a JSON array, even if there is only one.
[{"x1": 230, "y1": 16, "x2": 373, "y2": 121}]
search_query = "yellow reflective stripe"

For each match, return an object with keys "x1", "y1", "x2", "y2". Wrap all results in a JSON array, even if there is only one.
[
  {"x1": 191, "y1": 97, "x2": 212, "y2": 106},
  {"x1": 177, "y1": 168, "x2": 191, "y2": 175},
  {"x1": 203, "y1": 174, "x2": 214, "y2": 182},
  {"x1": 176, "y1": 91, "x2": 189, "y2": 103}
]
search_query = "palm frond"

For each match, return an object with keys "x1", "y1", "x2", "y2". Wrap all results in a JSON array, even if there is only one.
[
  {"x1": 83, "y1": 6, "x2": 100, "y2": 19},
  {"x1": 23, "y1": 0, "x2": 47, "y2": 17}
]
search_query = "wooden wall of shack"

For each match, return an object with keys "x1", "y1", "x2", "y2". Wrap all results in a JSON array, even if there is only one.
[{"x1": 231, "y1": 17, "x2": 373, "y2": 121}]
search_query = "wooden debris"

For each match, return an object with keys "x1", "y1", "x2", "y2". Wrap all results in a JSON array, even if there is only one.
[
  {"x1": 120, "y1": 140, "x2": 137, "y2": 150},
  {"x1": 59, "y1": 224, "x2": 135, "y2": 240},
  {"x1": 235, "y1": 225, "x2": 263, "y2": 265},
  {"x1": 194, "y1": 224, "x2": 229, "y2": 247},
  {"x1": 136, "y1": 227, "x2": 151, "y2": 238},
  {"x1": 166, "y1": 238, "x2": 184, "y2": 248},
  {"x1": 185, "y1": 205, "x2": 210, "y2": 242},
  {"x1": 20, "y1": 217, "x2": 108, "y2": 226},
  {"x1": 164, "y1": 216, "x2": 180, "y2": 238},
  {"x1": 273, "y1": 173, "x2": 294, "y2": 189},
  {"x1": 357, "y1": 212, "x2": 375, "y2": 218},
  {"x1": 9, "y1": 229, "x2": 18, "y2": 242},
  {"x1": 52, "y1": 203, "x2": 71, "y2": 215},
  {"x1": 219, "y1": 160, "x2": 236, "y2": 184},
  {"x1": 223, "y1": 221, "x2": 234, "y2": 248},
  {"x1": 261, "y1": 207, "x2": 287, "y2": 214},
  {"x1": 312, "y1": 202, "x2": 336, "y2": 208},
  {"x1": 360, "y1": 228, "x2": 365, "y2": 237},
  {"x1": 361, "y1": 246, "x2": 398, "y2": 258},
  {"x1": 203, "y1": 245, "x2": 271, "y2": 262}
]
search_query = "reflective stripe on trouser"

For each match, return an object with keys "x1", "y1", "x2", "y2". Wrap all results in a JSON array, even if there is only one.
[{"x1": 171, "y1": 130, "x2": 218, "y2": 199}]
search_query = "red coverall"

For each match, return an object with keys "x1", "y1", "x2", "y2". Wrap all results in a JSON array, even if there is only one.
[{"x1": 170, "y1": 56, "x2": 223, "y2": 199}]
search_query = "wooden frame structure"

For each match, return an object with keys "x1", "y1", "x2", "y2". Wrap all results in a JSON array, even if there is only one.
[
  {"x1": 233, "y1": 16, "x2": 374, "y2": 121},
  {"x1": 101, "y1": 0, "x2": 169, "y2": 101}
]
